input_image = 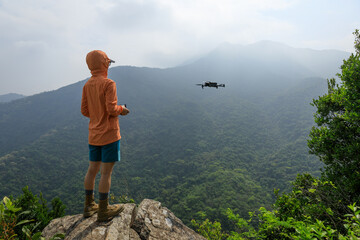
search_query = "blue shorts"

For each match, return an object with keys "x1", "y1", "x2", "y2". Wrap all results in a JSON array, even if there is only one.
[{"x1": 89, "y1": 140, "x2": 120, "y2": 163}]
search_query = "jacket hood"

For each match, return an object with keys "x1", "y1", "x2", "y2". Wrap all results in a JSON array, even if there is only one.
[{"x1": 86, "y1": 50, "x2": 111, "y2": 76}]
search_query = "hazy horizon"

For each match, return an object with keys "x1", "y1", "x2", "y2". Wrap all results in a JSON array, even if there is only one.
[
  {"x1": 0, "y1": 40, "x2": 352, "y2": 97},
  {"x1": 0, "y1": 0, "x2": 358, "y2": 95}
]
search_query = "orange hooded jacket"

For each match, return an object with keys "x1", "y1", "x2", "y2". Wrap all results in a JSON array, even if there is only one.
[{"x1": 81, "y1": 50, "x2": 123, "y2": 146}]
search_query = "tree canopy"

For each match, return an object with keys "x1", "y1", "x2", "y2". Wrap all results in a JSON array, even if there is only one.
[{"x1": 308, "y1": 29, "x2": 360, "y2": 200}]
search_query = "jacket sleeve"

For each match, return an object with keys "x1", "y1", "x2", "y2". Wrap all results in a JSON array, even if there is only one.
[
  {"x1": 81, "y1": 86, "x2": 90, "y2": 118},
  {"x1": 105, "y1": 81, "x2": 123, "y2": 116}
]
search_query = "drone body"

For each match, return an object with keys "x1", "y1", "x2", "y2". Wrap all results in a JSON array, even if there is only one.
[{"x1": 196, "y1": 81, "x2": 225, "y2": 89}]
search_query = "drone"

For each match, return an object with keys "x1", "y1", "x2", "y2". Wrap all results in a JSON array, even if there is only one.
[{"x1": 196, "y1": 81, "x2": 225, "y2": 89}]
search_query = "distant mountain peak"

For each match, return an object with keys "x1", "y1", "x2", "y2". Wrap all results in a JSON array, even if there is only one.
[
  {"x1": 190, "y1": 39, "x2": 350, "y2": 80},
  {"x1": 0, "y1": 93, "x2": 26, "y2": 103}
]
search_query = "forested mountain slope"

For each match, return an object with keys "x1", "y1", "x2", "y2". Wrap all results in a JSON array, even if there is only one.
[{"x1": 0, "y1": 41, "x2": 348, "y2": 228}]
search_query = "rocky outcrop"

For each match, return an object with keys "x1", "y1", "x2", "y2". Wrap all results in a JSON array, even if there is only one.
[{"x1": 42, "y1": 199, "x2": 206, "y2": 240}]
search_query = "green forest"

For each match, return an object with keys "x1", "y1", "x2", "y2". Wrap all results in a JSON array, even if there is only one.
[{"x1": 1, "y1": 32, "x2": 359, "y2": 239}]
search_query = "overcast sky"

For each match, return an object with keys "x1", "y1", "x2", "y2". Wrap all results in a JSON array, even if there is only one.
[{"x1": 0, "y1": 0, "x2": 359, "y2": 95}]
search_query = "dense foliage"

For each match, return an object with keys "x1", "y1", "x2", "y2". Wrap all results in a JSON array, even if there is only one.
[
  {"x1": 0, "y1": 187, "x2": 65, "y2": 240},
  {"x1": 308, "y1": 41, "x2": 360, "y2": 201},
  {"x1": 192, "y1": 175, "x2": 360, "y2": 239}
]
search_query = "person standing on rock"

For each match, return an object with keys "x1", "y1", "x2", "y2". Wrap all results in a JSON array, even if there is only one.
[{"x1": 81, "y1": 50, "x2": 130, "y2": 222}]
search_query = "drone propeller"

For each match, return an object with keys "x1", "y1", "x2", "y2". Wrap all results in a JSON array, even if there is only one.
[{"x1": 195, "y1": 84, "x2": 203, "y2": 86}]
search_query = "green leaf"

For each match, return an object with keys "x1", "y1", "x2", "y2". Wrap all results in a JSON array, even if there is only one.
[
  {"x1": 22, "y1": 226, "x2": 32, "y2": 238},
  {"x1": 308, "y1": 189, "x2": 316, "y2": 193},
  {"x1": 31, "y1": 232, "x2": 43, "y2": 240},
  {"x1": 18, "y1": 210, "x2": 31, "y2": 216},
  {"x1": 3, "y1": 196, "x2": 12, "y2": 208},
  {"x1": 16, "y1": 219, "x2": 34, "y2": 226}
]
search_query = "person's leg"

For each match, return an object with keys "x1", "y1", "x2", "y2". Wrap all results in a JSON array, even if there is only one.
[
  {"x1": 98, "y1": 162, "x2": 124, "y2": 222},
  {"x1": 99, "y1": 140, "x2": 120, "y2": 197},
  {"x1": 97, "y1": 141, "x2": 123, "y2": 222},
  {"x1": 98, "y1": 162, "x2": 115, "y2": 197},
  {"x1": 84, "y1": 161, "x2": 101, "y2": 191},
  {"x1": 83, "y1": 145, "x2": 102, "y2": 218}
]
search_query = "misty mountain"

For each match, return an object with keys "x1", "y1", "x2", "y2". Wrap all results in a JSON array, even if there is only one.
[
  {"x1": 0, "y1": 41, "x2": 348, "y2": 228},
  {"x1": 0, "y1": 93, "x2": 26, "y2": 103},
  {"x1": 207, "y1": 41, "x2": 348, "y2": 79}
]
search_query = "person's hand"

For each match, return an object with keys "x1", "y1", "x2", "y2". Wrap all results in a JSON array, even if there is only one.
[{"x1": 121, "y1": 106, "x2": 129, "y2": 115}]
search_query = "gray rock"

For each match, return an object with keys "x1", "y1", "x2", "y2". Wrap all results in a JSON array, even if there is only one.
[{"x1": 42, "y1": 199, "x2": 206, "y2": 240}]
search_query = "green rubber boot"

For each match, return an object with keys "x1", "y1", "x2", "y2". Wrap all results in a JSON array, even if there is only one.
[
  {"x1": 97, "y1": 198, "x2": 124, "y2": 222},
  {"x1": 83, "y1": 194, "x2": 98, "y2": 218}
]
